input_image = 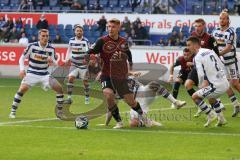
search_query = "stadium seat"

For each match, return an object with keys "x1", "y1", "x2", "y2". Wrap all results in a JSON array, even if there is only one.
[
  {"x1": 109, "y1": 0, "x2": 118, "y2": 7},
  {"x1": 65, "y1": 24, "x2": 73, "y2": 31},
  {"x1": 42, "y1": 6, "x2": 51, "y2": 11},
  {"x1": 83, "y1": 25, "x2": 90, "y2": 31},
  {"x1": 99, "y1": 0, "x2": 108, "y2": 8},
  {"x1": 49, "y1": 0, "x2": 58, "y2": 7},
  {"x1": 90, "y1": 24, "x2": 98, "y2": 31},
  {"x1": 10, "y1": 0, "x2": 20, "y2": 5},
  {"x1": 0, "y1": 0, "x2": 9, "y2": 6},
  {"x1": 119, "y1": 0, "x2": 128, "y2": 7},
  {"x1": 204, "y1": 5, "x2": 213, "y2": 15},
  {"x1": 52, "y1": 6, "x2": 61, "y2": 12},
  {"x1": 56, "y1": 24, "x2": 64, "y2": 30},
  {"x1": 1, "y1": 6, "x2": 10, "y2": 11}
]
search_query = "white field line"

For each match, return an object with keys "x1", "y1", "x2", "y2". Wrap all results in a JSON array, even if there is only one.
[
  {"x1": 1, "y1": 124, "x2": 240, "y2": 137},
  {"x1": 0, "y1": 103, "x2": 233, "y2": 126},
  {"x1": 0, "y1": 118, "x2": 58, "y2": 126}
]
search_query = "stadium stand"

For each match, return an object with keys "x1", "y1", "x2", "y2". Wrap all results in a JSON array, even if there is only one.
[{"x1": 0, "y1": 0, "x2": 240, "y2": 46}]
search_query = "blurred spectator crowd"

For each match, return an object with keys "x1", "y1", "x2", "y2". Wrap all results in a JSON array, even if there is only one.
[
  {"x1": 1, "y1": 14, "x2": 240, "y2": 47},
  {"x1": 0, "y1": 0, "x2": 240, "y2": 15}
]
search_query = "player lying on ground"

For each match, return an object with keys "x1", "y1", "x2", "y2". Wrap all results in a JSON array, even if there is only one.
[
  {"x1": 9, "y1": 29, "x2": 65, "y2": 119},
  {"x1": 105, "y1": 75, "x2": 186, "y2": 127}
]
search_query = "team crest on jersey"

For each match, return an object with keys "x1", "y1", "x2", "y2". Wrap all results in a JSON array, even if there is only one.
[{"x1": 103, "y1": 41, "x2": 117, "y2": 53}]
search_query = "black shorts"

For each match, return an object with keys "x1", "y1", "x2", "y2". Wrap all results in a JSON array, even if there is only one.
[
  {"x1": 187, "y1": 68, "x2": 199, "y2": 86},
  {"x1": 177, "y1": 70, "x2": 189, "y2": 84},
  {"x1": 100, "y1": 76, "x2": 132, "y2": 98}
]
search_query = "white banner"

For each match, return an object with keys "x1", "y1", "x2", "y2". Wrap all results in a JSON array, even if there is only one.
[{"x1": 58, "y1": 13, "x2": 240, "y2": 34}]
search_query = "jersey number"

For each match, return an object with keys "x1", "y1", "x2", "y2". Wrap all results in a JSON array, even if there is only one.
[{"x1": 210, "y1": 55, "x2": 220, "y2": 71}]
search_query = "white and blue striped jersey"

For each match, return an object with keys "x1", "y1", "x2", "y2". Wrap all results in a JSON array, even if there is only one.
[
  {"x1": 194, "y1": 48, "x2": 227, "y2": 87},
  {"x1": 65, "y1": 37, "x2": 90, "y2": 69},
  {"x1": 212, "y1": 27, "x2": 237, "y2": 65},
  {"x1": 19, "y1": 42, "x2": 57, "y2": 76}
]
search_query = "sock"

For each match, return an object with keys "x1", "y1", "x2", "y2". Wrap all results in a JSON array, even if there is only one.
[
  {"x1": 172, "y1": 82, "x2": 180, "y2": 98},
  {"x1": 132, "y1": 102, "x2": 143, "y2": 115},
  {"x1": 229, "y1": 95, "x2": 239, "y2": 107},
  {"x1": 84, "y1": 83, "x2": 90, "y2": 99},
  {"x1": 109, "y1": 104, "x2": 122, "y2": 122},
  {"x1": 211, "y1": 101, "x2": 222, "y2": 114},
  {"x1": 67, "y1": 82, "x2": 74, "y2": 99},
  {"x1": 56, "y1": 94, "x2": 64, "y2": 110},
  {"x1": 195, "y1": 99, "x2": 211, "y2": 114},
  {"x1": 187, "y1": 88, "x2": 196, "y2": 96},
  {"x1": 11, "y1": 92, "x2": 23, "y2": 112}
]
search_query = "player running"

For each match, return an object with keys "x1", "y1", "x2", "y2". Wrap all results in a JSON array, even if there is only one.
[{"x1": 88, "y1": 18, "x2": 146, "y2": 129}]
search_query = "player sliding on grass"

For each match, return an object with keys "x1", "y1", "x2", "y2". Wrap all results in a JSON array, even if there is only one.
[
  {"x1": 9, "y1": 29, "x2": 64, "y2": 119},
  {"x1": 105, "y1": 73, "x2": 186, "y2": 128},
  {"x1": 187, "y1": 36, "x2": 229, "y2": 127}
]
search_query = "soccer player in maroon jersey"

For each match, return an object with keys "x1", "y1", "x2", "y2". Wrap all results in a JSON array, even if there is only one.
[
  {"x1": 88, "y1": 18, "x2": 145, "y2": 128},
  {"x1": 169, "y1": 48, "x2": 194, "y2": 108},
  {"x1": 185, "y1": 18, "x2": 239, "y2": 117}
]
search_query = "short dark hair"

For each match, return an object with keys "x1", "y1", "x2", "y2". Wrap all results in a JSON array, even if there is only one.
[
  {"x1": 74, "y1": 24, "x2": 83, "y2": 30},
  {"x1": 183, "y1": 48, "x2": 189, "y2": 52},
  {"x1": 194, "y1": 18, "x2": 206, "y2": 25},
  {"x1": 187, "y1": 36, "x2": 200, "y2": 45}
]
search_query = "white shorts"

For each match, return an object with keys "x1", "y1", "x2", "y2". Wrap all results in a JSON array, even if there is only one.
[
  {"x1": 69, "y1": 66, "x2": 88, "y2": 80},
  {"x1": 21, "y1": 73, "x2": 53, "y2": 91},
  {"x1": 195, "y1": 82, "x2": 229, "y2": 99},
  {"x1": 224, "y1": 63, "x2": 240, "y2": 79}
]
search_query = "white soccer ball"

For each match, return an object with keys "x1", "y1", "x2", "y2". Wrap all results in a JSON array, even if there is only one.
[{"x1": 75, "y1": 116, "x2": 88, "y2": 129}]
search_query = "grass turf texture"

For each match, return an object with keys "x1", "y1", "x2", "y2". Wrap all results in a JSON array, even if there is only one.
[{"x1": 0, "y1": 78, "x2": 240, "y2": 160}]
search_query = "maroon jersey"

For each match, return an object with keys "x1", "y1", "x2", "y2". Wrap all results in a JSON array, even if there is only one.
[
  {"x1": 191, "y1": 31, "x2": 219, "y2": 55},
  {"x1": 174, "y1": 55, "x2": 193, "y2": 73},
  {"x1": 89, "y1": 35, "x2": 132, "y2": 79}
]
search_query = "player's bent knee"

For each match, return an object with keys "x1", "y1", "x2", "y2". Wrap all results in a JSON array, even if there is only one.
[
  {"x1": 184, "y1": 80, "x2": 193, "y2": 89},
  {"x1": 68, "y1": 76, "x2": 75, "y2": 82},
  {"x1": 19, "y1": 84, "x2": 30, "y2": 93}
]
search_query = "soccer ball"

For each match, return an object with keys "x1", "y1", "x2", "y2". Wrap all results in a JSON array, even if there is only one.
[{"x1": 75, "y1": 116, "x2": 88, "y2": 129}]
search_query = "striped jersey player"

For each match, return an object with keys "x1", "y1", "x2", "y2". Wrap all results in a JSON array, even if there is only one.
[
  {"x1": 9, "y1": 29, "x2": 64, "y2": 119},
  {"x1": 212, "y1": 10, "x2": 240, "y2": 116},
  {"x1": 64, "y1": 25, "x2": 91, "y2": 105}
]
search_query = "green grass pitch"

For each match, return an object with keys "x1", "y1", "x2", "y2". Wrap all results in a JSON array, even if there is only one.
[{"x1": 0, "y1": 78, "x2": 240, "y2": 160}]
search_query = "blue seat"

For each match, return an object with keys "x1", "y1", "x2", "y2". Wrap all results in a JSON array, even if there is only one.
[
  {"x1": 49, "y1": 0, "x2": 58, "y2": 7},
  {"x1": 83, "y1": 25, "x2": 90, "y2": 31},
  {"x1": 65, "y1": 24, "x2": 73, "y2": 30},
  {"x1": 42, "y1": 6, "x2": 51, "y2": 11},
  {"x1": 56, "y1": 24, "x2": 64, "y2": 30},
  {"x1": 109, "y1": 0, "x2": 118, "y2": 7},
  {"x1": 99, "y1": 0, "x2": 108, "y2": 7},
  {"x1": 119, "y1": 0, "x2": 128, "y2": 7}
]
